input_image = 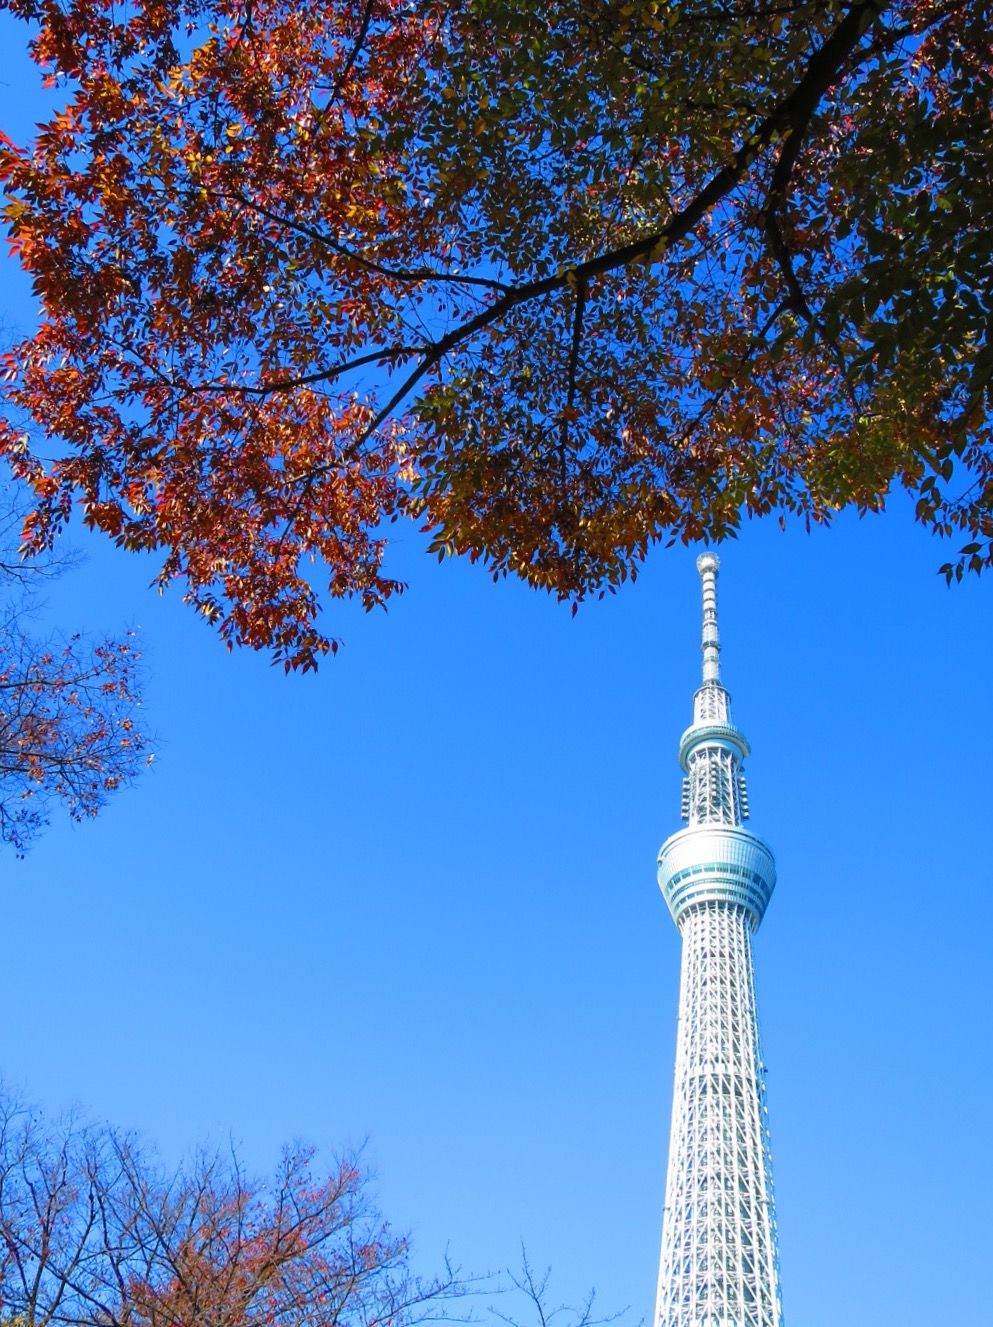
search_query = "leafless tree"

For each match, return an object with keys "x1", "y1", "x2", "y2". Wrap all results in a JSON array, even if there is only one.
[
  {"x1": 0, "y1": 497, "x2": 146, "y2": 853},
  {"x1": 0, "y1": 1093, "x2": 465, "y2": 1327},
  {"x1": 490, "y1": 1249, "x2": 631, "y2": 1327}
]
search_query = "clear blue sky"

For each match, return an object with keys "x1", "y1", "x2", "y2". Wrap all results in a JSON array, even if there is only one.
[{"x1": 2, "y1": 19, "x2": 992, "y2": 1327}]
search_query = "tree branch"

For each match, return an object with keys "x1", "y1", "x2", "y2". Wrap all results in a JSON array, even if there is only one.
[
  {"x1": 229, "y1": 192, "x2": 512, "y2": 295},
  {"x1": 561, "y1": 274, "x2": 588, "y2": 462}
]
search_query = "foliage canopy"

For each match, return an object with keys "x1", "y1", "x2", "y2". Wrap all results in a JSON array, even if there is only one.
[{"x1": 1, "y1": 0, "x2": 990, "y2": 666}]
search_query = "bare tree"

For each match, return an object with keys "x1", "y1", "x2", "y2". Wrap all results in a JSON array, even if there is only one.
[
  {"x1": 0, "y1": 1094, "x2": 465, "y2": 1327},
  {"x1": 491, "y1": 1250, "x2": 631, "y2": 1327},
  {"x1": 0, "y1": 499, "x2": 146, "y2": 853}
]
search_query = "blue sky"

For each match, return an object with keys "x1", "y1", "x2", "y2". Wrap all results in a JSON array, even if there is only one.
[{"x1": 2, "y1": 16, "x2": 992, "y2": 1327}]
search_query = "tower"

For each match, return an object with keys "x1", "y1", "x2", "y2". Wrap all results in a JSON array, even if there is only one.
[{"x1": 654, "y1": 554, "x2": 784, "y2": 1327}]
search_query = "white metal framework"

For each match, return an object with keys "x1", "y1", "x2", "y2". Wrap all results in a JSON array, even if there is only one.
[{"x1": 655, "y1": 554, "x2": 784, "y2": 1327}]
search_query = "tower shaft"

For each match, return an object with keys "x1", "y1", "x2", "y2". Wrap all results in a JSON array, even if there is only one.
[
  {"x1": 656, "y1": 903, "x2": 780, "y2": 1327},
  {"x1": 655, "y1": 555, "x2": 784, "y2": 1327}
]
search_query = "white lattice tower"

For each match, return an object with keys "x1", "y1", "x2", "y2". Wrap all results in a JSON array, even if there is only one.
[{"x1": 655, "y1": 554, "x2": 784, "y2": 1327}]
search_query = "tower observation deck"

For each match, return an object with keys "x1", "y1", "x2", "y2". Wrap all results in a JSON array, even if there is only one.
[{"x1": 654, "y1": 554, "x2": 784, "y2": 1327}]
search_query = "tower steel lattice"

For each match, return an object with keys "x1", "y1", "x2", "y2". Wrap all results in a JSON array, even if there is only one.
[{"x1": 654, "y1": 554, "x2": 784, "y2": 1327}]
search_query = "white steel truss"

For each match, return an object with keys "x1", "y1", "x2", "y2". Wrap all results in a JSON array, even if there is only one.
[{"x1": 655, "y1": 554, "x2": 784, "y2": 1327}]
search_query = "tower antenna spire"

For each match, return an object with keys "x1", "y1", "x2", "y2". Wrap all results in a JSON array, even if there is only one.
[{"x1": 696, "y1": 551, "x2": 721, "y2": 685}]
